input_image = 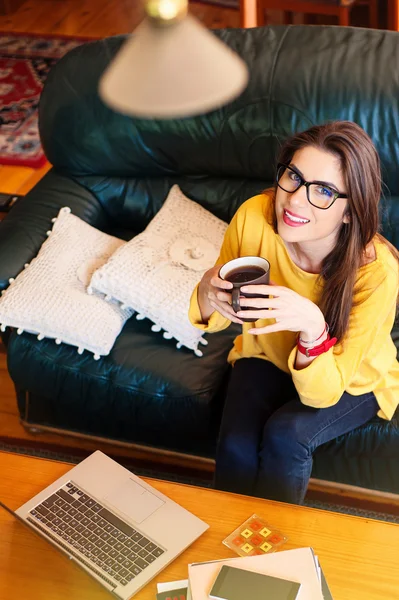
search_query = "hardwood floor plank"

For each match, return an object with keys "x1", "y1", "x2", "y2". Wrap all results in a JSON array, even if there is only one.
[
  {"x1": 74, "y1": 0, "x2": 143, "y2": 37},
  {"x1": 16, "y1": 0, "x2": 86, "y2": 36},
  {"x1": 32, "y1": 0, "x2": 117, "y2": 37},
  {"x1": 0, "y1": 0, "x2": 48, "y2": 32},
  {"x1": 17, "y1": 162, "x2": 52, "y2": 195},
  {"x1": 0, "y1": 165, "x2": 36, "y2": 193}
]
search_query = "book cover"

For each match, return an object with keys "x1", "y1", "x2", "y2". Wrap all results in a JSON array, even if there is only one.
[{"x1": 209, "y1": 564, "x2": 301, "y2": 600}]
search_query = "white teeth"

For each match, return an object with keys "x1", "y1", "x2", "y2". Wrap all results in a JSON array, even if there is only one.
[{"x1": 284, "y1": 210, "x2": 309, "y2": 224}]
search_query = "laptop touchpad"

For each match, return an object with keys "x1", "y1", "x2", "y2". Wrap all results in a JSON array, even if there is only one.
[{"x1": 104, "y1": 479, "x2": 165, "y2": 524}]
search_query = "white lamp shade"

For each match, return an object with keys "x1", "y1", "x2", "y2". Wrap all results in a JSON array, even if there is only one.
[{"x1": 99, "y1": 15, "x2": 249, "y2": 118}]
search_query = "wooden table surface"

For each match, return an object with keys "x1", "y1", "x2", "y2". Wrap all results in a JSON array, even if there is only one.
[{"x1": 0, "y1": 452, "x2": 398, "y2": 600}]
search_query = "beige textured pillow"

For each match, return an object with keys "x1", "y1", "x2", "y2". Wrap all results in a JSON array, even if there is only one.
[
  {"x1": 89, "y1": 185, "x2": 228, "y2": 355},
  {"x1": 0, "y1": 207, "x2": 132, "y2": 358}
]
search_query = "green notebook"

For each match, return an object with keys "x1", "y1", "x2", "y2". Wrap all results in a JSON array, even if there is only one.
[{"x1": 209, "y1": 565, "x2": 301, "y2": 600}]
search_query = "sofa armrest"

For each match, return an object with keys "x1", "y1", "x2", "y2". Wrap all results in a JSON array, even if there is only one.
[{"x1": 0, "y1": 170, "x2": 109, "y2": 291}]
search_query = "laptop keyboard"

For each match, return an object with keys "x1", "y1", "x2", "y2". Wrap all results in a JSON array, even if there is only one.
[{"x1": 26, "y1": 481, "x2": 166, "y2": 587}]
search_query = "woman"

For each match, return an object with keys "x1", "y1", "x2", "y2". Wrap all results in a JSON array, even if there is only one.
[{"x1": 189, "y1": 121, "x2": 399, "y2": 504}]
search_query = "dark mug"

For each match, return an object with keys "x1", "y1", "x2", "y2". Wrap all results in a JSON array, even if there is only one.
[{"x1": 219, "y1": 256, "x2": 270, "y2": 322}]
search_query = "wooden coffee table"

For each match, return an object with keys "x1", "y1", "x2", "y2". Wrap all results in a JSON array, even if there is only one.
[{"x1": 0, "y1": 451, "x2": 398, "y2": 599}]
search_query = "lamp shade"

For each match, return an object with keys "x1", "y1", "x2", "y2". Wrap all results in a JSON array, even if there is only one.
[{"x1": 99, "y1": 15, "x2": 249, "y2": 118}]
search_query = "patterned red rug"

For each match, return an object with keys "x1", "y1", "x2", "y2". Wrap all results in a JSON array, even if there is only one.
[{"x1": 0, "y1": 32, "x2": 91, "y2": 168}]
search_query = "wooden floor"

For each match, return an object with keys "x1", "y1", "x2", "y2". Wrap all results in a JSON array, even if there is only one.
[{"x1": 1, "y1": 0, "x2": 398, "y2": 512}]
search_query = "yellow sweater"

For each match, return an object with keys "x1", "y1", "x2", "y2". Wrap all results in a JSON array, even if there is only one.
[{"x1": 189, "y1": 194, "x2": 399, "y2": 420}]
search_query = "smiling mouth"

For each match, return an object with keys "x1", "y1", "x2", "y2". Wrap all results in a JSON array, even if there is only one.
[{"x1": 283, "y1": 209, "x2": 310, "y2": 225}]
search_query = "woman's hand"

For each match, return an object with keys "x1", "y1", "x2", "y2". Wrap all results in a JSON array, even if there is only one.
[
  {"x1": 236, "y1": 283, "x2": 325, "y2": 339},
  {"x1": 198, "y1": 265, "x2": 244, "y2": 325}
]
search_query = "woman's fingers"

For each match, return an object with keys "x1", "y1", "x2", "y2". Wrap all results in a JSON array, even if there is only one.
[
  {"x1": 247, "y1": 322, "x2": 286, "y2": 335},
  {"x1": 241, "y1": 284, "x2": 284, "y2": 296},
  {"x1": 210, "y1": 275, "x2": 233, "y2": 290},
  {"x1": 216, "y1": 291, "x2": 233, "y2": 303},
  {"x1": 208, "y1": 290, "x2": 232, "y2": 305},
  {"x1": 236, "y1": 309, "x2": 276, "y2": 321},
  {"x1": 213, "y1": 308, "x2": 244, "y2": 325},
  {"x1": 238, "y1": 296, "x2": 280, "y2": 309},
  {"x1": 228, "y1": 314, "x2": 245, "y2": 325},
  {"x1": 209, "y1": 300, "x2": 244, "y2": 324}
]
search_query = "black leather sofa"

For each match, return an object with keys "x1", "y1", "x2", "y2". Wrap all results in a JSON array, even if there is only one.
[{"x1": 0, "y1": 24, "x2": 398, "y2": 494}]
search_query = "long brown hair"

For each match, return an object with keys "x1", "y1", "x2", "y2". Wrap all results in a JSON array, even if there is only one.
[{"x1": 269, "y1": 121, "x2": 399, "y2": 342}]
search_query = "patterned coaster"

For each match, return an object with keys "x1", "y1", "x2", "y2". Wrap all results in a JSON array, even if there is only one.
[{"x1": 223, "y1": 513, "x2": 287, "y2": 557}]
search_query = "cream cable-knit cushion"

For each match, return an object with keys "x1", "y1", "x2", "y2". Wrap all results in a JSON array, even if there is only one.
[
  {"x1": 0, "y1": 207, "x2": 133, "y2": 359},
  {"x1": 89, "y1": 185, "x2": 228, "y2": 356}
]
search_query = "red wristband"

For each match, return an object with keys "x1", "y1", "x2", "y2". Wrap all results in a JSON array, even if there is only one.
[
  {"x1": 297, "y1": 333, "x2": 337, "y2": 357},
  {"x1": 298, "y1": 322, "x2": 329, "y2": 346}
]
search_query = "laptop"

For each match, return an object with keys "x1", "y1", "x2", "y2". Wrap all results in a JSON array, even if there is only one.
[{"x1": 0, "y1": 450, "x2": 208, "y2": 598}]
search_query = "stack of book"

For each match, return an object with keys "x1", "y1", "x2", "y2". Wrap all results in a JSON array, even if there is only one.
[{"x1": 156, "y1": 547, "x2": 333, "y2": 600}]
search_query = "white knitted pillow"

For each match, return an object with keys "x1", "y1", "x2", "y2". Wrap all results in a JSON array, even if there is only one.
[
  {"x1": 89, "y1": 185, "x2": 228, "y2": 356},
  {"x1": 0, "y1": 207, "x2": 133, "y2": 359}
]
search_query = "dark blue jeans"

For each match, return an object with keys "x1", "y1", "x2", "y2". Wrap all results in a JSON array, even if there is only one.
[{"x1": 215, "y1": 358, "x2": 379, "y2": 504}]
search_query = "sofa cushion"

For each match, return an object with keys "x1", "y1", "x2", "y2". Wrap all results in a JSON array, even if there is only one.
[
  {"x1": 90, "y1": 185, "x2": 228, "y2": 355},
  {"x1": 8, "y1": 316, "x2": 240, "y2": 457},
  {"x1": 0, "y1": 207, "x2": 132, "y2": 358}
]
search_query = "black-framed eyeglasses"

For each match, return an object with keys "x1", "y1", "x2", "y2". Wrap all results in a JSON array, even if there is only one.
[{"x1": 276, "y1": 163, "x2": 347, "y2": 210}]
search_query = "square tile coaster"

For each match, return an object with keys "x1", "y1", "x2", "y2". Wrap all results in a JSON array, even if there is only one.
[{"x1": 222, "y1": 513, "x2": 288, "y2": 557}]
